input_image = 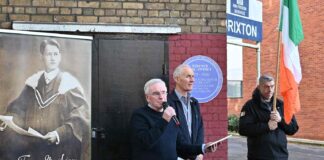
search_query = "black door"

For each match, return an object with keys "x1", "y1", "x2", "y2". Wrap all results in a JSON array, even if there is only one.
[{"x1": 92, "y1": 35, "x2": 168, "y2": 160}]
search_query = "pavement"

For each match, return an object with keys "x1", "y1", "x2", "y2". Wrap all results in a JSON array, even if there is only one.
[{"x1": 228, "y1": 135, "x2": 324, "y2": 160}]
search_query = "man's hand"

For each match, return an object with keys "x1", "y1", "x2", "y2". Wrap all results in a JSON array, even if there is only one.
[
  {"x1": 195, "y1": 154, "x2": 203, "y2": 160},
  {"x1": 270, "y1": 110, "x2": 282, "y2": 122},
  {"x1": 268, "y1": 120, "x2": 278, "y2": 130},
  {"x1": 44, "y1": 131, "x2": 58, "y2": 144},
  {"x1": 162, "y1": 107, "x2": 176, "y2": 122},
  {"x1": 204, "y1": 141, "x2": 219, "y2": 153},
  {"x1": 0, "y1": 122, "x2": 7, "y2": 131}
]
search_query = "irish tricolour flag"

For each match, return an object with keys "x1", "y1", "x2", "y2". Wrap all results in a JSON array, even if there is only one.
[{"x1": 279, "y1": 0, "x2": 304, "y2": 124}]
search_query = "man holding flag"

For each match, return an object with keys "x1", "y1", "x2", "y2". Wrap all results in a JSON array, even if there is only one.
[
  {"x1": 239, "y1": 0, "x2": 304, "y2": 159},
  {"x1": 238, "y1": 74, "x2": 299, "y2": 160}
]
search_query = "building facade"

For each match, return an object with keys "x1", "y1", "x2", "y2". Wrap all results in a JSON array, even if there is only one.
[
  {"x1": 0, "y1": 0, "x2": 228, "y2": 159},
  {"x1": 0, "y1": 0, "x2": 226, "y2": 33},
  {"x1": 228, "y1": 0, "x2": 324, "y2": 141}
]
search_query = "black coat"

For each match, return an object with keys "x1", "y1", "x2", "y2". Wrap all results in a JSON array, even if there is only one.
[
  {"x1": 167, "y1": 90, "x2": 204, "y2": 159},
  {"x1": 130, "y1": 105, "x2": 203, "y2": 160},
  {"x1": 239, "y1": 88, "x2": 299, "y2": 160}
]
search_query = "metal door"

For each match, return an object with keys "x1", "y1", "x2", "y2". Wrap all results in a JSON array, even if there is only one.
[{"x1": 92, "y1": 35, "x2": 168, "y2": 159}]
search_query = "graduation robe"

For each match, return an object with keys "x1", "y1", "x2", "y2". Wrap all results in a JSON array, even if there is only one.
[{"x1": 2, "y1": 71, "x2": 90, "y2": 160}]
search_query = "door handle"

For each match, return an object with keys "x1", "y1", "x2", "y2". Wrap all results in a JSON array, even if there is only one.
[{"x1": 92, "y1": 128, "x2": 105, "y2": 139}]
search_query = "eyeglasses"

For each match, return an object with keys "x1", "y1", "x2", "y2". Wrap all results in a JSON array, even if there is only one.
[{"x1": 150, "y1": 91, "x2": 167, "y2": 96}]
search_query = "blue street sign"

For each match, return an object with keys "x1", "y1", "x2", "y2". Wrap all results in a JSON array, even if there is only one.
[
  {"x1": 227, "y1": 14, "x2": 262, "y2": 42},
  {"x1": 227, "y1": 0, "x2": 262, "y2": 41}
]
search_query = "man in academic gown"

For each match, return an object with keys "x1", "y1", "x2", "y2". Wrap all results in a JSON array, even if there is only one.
[{"x1": 0, "y1": 39, "x2": 90, "y2": 160}]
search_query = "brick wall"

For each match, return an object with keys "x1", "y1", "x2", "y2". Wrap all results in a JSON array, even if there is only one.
[
  {"x1": 0, "y1": 0, "x2": 226, "y2": 33},
  {"x1": 228, "y1": 0, "x2": 324, "y2": 140},
  {"x1": 169, "y1": 34, "x2": 227, "y2": 160}
]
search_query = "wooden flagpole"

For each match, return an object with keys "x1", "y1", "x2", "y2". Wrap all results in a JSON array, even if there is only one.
[{"x1": 272, "y1": 31, "x2": 282, "y2": 112}]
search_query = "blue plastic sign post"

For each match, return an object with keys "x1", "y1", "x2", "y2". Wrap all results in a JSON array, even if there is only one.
[{"x1": 184, "y1": 55, "x2": 223, "y2": 103}]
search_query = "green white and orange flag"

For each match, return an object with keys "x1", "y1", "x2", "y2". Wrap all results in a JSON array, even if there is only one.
[{"x1": 279, "y1": 0, "x2": 304, "y2": 124}]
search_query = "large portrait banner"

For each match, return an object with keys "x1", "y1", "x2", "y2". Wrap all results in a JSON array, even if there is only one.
[{"x1": 0, "y1": 29, "x2": 92, "y2": 160}]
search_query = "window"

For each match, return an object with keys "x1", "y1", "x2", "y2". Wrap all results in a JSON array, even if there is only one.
[
  {"x1": 227, "y1": 36, "x2": 243, "y2": 98},
  {"x1": 227, "y1": 80, "x2": 242, "y2": 98}
]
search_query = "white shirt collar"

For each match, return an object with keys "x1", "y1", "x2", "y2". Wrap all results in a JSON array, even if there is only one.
[{"x1": 44, "y1": 68, "x2": 60, "y2": 84}]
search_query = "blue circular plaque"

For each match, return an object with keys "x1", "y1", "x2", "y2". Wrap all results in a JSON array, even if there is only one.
[{"x1": 184, "y1": 55, "x2": 223, "y2": 103}]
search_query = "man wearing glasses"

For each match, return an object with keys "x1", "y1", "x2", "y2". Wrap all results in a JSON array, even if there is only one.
[{"x1": 130, "y1": 79, "x2": 217, "y2": 160}]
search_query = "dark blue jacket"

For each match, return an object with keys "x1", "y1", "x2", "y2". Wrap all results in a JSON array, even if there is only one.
[
  {"x1": 167, "y1": 90, "x2": 204, "y2": 159},
  {"x1": 239, "y1": 88, "x2": 299, "y2": 160},
  {"x1": 130, "y1": 105, "x2": 203, "y2": 160}
]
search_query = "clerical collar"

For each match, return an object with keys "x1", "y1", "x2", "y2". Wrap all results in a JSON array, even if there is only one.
[
  {"x1": 148, "y1": 103, "x2": 163, "y2": 112},
  {"x1": 44, "y1": 69, "x2": 59, "y2": 84}
]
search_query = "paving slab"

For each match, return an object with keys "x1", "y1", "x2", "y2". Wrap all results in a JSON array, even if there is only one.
[{"x1": 228, "y1": 135, "x2": 324, "y2": 160}]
